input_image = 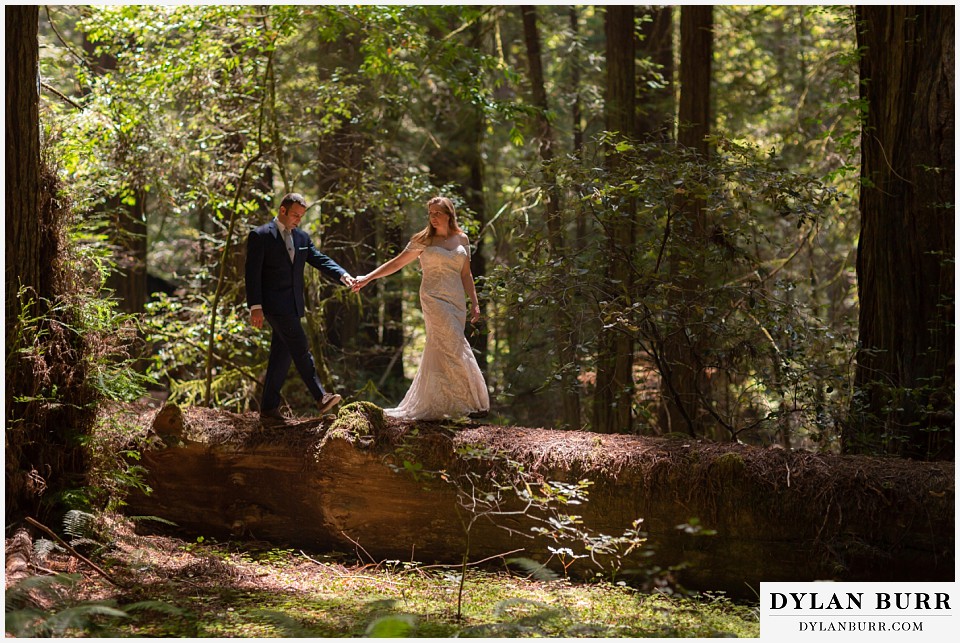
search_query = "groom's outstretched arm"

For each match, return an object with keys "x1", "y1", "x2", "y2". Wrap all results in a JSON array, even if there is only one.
[{"x1": 303, "y1": 236, "x2": 351, "y2": 285}]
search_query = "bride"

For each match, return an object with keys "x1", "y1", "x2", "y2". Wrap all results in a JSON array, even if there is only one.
[{"x1": 352, "y1": 196, "x2": 490, "y2": 421}]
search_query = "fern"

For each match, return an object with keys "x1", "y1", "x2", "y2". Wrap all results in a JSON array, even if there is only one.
[
  {"x1": 4, "y1": 574, "x2": 182, "y2": 637},
  {"x1": 33, "y1": 537, "x2": 65, "y2": 562},
  {"x1": 129, "y1": 514, "x2": 179, "y2": 527},
  {"x1": 123, "y1": 601, "x2": 186, "y2": 617},
  {"x1": 5, "y1": 573, "x2": 79, "y2": 610},
  {"x1": 42, "y1": 603, "x2": 130, "y2": 636},
  {"x1": 62, "y1": 509, "x2": 97, "y2": 544},
  {"x1": 5, "y1": 608, "x2": 48, "y2": 638}
]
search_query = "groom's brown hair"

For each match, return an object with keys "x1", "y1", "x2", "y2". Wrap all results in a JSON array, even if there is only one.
[{"x1": 279, "y1": 193, "x2": 308, "y2": 211}]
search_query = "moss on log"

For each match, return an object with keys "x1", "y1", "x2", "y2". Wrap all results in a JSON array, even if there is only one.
[{"x1": 123, "y1": 403, "x2": 954, "y2": 597}]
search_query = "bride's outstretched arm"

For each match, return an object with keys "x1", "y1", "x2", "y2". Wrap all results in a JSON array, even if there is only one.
[{"x1": 353, "y1": 248, "x2": 420, "y2": 291}]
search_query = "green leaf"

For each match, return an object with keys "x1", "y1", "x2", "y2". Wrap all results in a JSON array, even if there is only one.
[{"x1": 365, "y1": 614, "x2": 417, "y2": 637}]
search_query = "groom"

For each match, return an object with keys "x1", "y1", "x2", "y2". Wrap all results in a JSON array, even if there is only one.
[{"x1": 245, "y1": 192, "x2": 355, "y2": 421}]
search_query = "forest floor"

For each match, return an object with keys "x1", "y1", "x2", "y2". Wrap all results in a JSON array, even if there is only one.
[{"x1": 5, "y1": 517, "x2": 760, "y2": 638}]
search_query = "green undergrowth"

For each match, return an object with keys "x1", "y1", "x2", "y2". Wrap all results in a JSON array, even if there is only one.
[{"x1": 13, "y1": 538, "x2": 759, "y2": 638}]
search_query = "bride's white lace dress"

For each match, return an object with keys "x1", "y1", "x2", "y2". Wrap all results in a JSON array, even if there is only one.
[{"x1": 385, "y1": 240, "x2": 490, "y2": 420}]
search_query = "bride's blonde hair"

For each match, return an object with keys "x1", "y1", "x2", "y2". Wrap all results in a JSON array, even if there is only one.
[{"x1": 411, "y1": 196, "x2": 461, "y2": 246}]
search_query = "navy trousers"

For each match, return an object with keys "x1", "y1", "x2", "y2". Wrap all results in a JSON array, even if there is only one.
[{"x1": 261, "y1": 313, "x2": 326, "y2": 411}]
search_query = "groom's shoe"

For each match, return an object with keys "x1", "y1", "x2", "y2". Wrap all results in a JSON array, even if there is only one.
[
  {"x1": 317, "y1": 392, "x2": 342, "y2": 415},
  {"x1": 259, "y1": 408, "x2": 285, "y2": 423}
]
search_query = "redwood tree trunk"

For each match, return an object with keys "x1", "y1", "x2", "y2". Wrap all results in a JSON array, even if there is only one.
[
  {"x1": 315, "y1": 28, "x2": 373, "y2": 388},
  {"x1": 594, "y1": 5, "x2": 637, "y2": 434},
  {"x1": 6, "y1": 7, "x2": 92, "y2": 519},
  {"x1": 638, "y1": 7, "x2": 675, "y2": 138},
  {"x1": 678, "y1": 6, "x2": 712, "y2": 152},
  {"x1": 848, "y1": 7, "x2": 955, "y2": 460},
  {"x1": 5, "y1": 6, "x2": 41, "y2": 326},
  {"x1": 569, "y1": 7, "x2": 587, "y2": 252},
  {"x1": 464, "y1": 108, "x2": 489, "y2": 374},
  {"x1": 658, "y1": 6, "x2": 713, "y2": 436},
  {"x1": 5, "y1": 6, "x2": 42, "y2": 517}
]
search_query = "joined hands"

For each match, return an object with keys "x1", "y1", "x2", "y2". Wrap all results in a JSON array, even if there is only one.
[{"x1": 351, "y1": 274, "x2": 372, "y2": 292}]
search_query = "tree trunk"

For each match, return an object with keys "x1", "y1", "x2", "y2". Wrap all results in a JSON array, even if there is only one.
[
  {"x1": 315, "y1": 27, "x2": 369, "y2": 380},
  {"x1": 5, "y1": 6, "x2": 42, "y2": 518},
  {"x1": 658, "y1": 6, "x2": 713, "y2": 436},
  {"x1": 638, "y1": 6, "x2": 675, "y2": 139},
  {"x1": 520, "y1": 5, "x2": 581, "y2": 428},
  {"x1": 124, "y1": 403, "x2": 954, "y2": 598},
  {"x1": 5, "y1": 6, "x2": 41, "y2": 329},
  {"x1": 848, "y1": 7, "x2": 955, "y2": 461},
  {"x1": 594, "y1": 5, "x2": 637, "y2": 434},
  {"x1": 464, "y1": 110, "x2": 489, "y2": 375},
  {"x1": 104, "y1": 191, "x2": 148, "y2": 314},
  {"x1": 378, "y1": 218, "x2": 405, "y2": 385},
  {"x1": 569, "y1": 7, "x2": 587, "y2": 253},
  {"x1": 6, "y1": 6, "x2": 93, "y2": 519},
  {"x1": 463, "y1": 22, "x2": 490, "y2": 378},
  {"x1": 678, "y1": 7, "x2": 712, "y2": 152}
]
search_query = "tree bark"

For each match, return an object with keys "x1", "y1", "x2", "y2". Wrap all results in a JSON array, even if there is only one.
[
  {"x1": 463, "y1": 108, "x2": 489, "y2": 375},
  {"x1": 6, "y1": 6, "x2": 92, "y2": 519},
  {"x1": 569, "y1": 7, "x2": 587, "y2": 252},
  {"x1": 520, "y1": 6, "x2": 563, "y2": 253},
  {"x1": 678, "y1": 6, "x2": 712, "y2": 153},
  {"x1": 313, "y1": 27, "x2": 373, "y2": 388},
  {"x1": 594, "y1": 5, "x2": 637, "y2": 434},
  {"x1": 125, "y1": 403, "x2": 954, "y2": 598},
  {"x1": 658, "y1": 6, "x2": 713, "y2": 436},
  {"x1": 848, "y1": 7, "x2": 955, "y2": 460},
  {"x1": 4, "y1": 528, "x2": 33, "y2": 588},
  {"x1": 638, "y1": 7, "x2": 675, "y2": 139},
  {"x1": 5, "y1": 6, "x2": 42, "y2": 517},
  {"x1": 5, "y1": 6, "x2": 41, "y2": 328}
]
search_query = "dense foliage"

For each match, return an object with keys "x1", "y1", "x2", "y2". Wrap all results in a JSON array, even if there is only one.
[{"x1": 38, "y1": 5, "x2": 861, "y2": 449}]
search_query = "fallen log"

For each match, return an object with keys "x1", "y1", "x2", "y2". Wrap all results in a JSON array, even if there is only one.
[
  {"x1": 5, "y1": 528, "x2": 33, "y2": 588},
  {"x1": 123, "y1": 402, "x2": 954, "y2": 597}
]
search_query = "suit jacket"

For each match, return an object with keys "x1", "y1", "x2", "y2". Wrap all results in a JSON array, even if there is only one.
[{"x1": 245, "y1": 220, "x2": 346, "y2": 317}]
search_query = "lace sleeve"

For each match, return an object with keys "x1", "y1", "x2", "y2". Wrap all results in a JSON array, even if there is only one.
[{"x1": 404, "y1": 240, "x2": 427, "y2": 253}]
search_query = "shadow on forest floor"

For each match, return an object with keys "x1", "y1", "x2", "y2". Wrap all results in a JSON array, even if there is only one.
[{"x1": 6, "y1": 519, "x2": 760, "y2": 638}]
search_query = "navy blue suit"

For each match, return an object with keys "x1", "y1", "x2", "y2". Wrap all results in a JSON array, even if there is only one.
[{"x1": 245, "y1": 220, "x2": 347, "y2": 411}]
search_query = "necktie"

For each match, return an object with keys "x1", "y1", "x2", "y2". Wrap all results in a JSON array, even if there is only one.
[{"x1": 282, "y1": 229, "x2": 294, "y2": 263}]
